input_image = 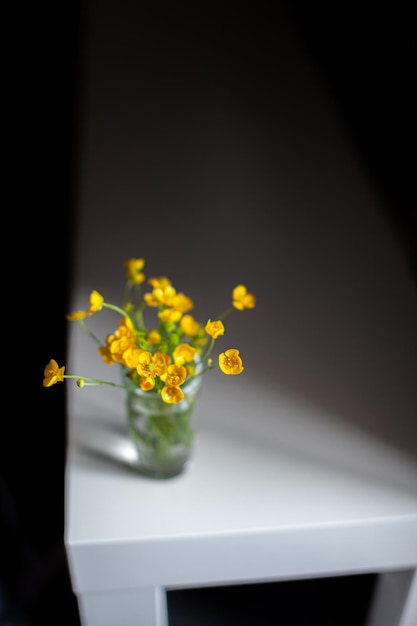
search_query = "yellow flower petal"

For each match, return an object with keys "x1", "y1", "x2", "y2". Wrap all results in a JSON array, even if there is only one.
[
  {"x1": 160, "y1": 364, "x2": 187, "y2": 386},
  {"x1": 205, "y1": 319, "x2": 225, "y2": 339},
  {"x1": 232, "y1": 285, "x2": 256, "y2": 310},
  {"x1": 66, "y1": 310, "x2": 88, "y2": 321},
  {"x1": 124, "y1": 258, "x2": 145, "y2": 284},
  {"x1": 180, "y1": 315, "x2": 199, "y2": 336},
  {"x1": 139, "y1": 376, "x2": 155, "y2": 391},
  {"x1": 173, "y1": 343, "x2": 196, "y2": 365},
  {"x1": 218, "y1": 349, "x2": 244, "y2": 375},
  {"x1": 161, "y1": 385, "x2": 184, "y2": 404},
  {"x1": 43, "y1": 359, "x2": 65, "y2": 387},
  {"x1": 89, "y1": 290, "x2": 104, "y2": 313}
]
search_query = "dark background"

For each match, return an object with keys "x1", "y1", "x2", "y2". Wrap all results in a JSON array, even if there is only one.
[
  {"x1": 2, "y1": 2, "x2": 415, "y2": 624},
  {"x1": 285, "y1": 1, "x2": 416, "y2": 281}
]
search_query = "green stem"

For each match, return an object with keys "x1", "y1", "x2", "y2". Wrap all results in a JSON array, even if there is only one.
[
  {"x1": 78, "y1": 318, "x2": 102, "y2": 344},
  {"x1": 201, "y1": 336, "x2": 215, "y2": 364},
  {"x1": 63, "y1": 374, "x2": 134, "y2": 390},
  {"x1": 188, "y1": 364, "x2": 218, "y2": 381},
  {"x1": 134, "y1": 300, "x2": 145, "y2": 329},
  {"x1": 218, "y1": 306, "x2": 234, "y2": 321},
  {"x1": 123, "y1": 284, "x2": 130, "y2": 306},
  {"x1": 102, "y1": 302, "x2": 135, "y2": 327}
]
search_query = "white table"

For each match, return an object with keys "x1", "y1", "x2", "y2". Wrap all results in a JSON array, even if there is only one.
[{"x1": 65, "y1": 360, "x2": 417, "y2": 626}]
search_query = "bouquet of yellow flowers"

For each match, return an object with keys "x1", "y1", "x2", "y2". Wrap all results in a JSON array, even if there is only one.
[{"x1": 43, "y1": 258, "x2": 255, "y2": 404}]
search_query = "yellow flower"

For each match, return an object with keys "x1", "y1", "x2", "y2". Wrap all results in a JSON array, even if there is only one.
[
  {"x1": 98, "y1": 345, "x2": 113, "y2": 365},
  {"x1": 161, "y1": 385, "x2": 184, "y2": 404},
  {"x1": 139, "y1": 376, "x2": 155, "y2": 391},
  {"x1": 145, "y1": 283, "x2": 176, "y2": 307},
  {"x1": 172, "y1": 292, "x2": 194, "y2": 313},
  {"x1": 143, "y1": 292, "x2": 159, "y2": 307},
  {"x1": 232, "y1": 285, "x2": 256, "y2": 310},
  {"x1": 66, "y1": 310, "x2": 88, "y2": 321},
  {"x1": 89, "y1": 290, "x2": 104, "y2": 313},
  {"x1": 173, "y1": 343, "x2": 196, "y2": 365},
  {"x1": 152, "y1": 351, "x2": 171, "y2": 375},
  {"x1": 118, "y1": 316, "x2": 135, "y2": 334},
  {"x1": 160, "y1": 364, "x2": 187, "y2": 387},
  {"x1": 218, "y1": 349, "x2": 244, "y2": 375},
  {"x1": 147, "y1": 329, "x2": 161, "y2": 344},
  {"x1": 103, "y1": 317, "x2": 136, "y2": 364},
  {"x1": 180, "y1": 314, "x2": 199, "y2": 336},
  {"x1": 148, "y1": 276, "x2": 171, "y2": 289},
  {"x1": 136, "y1": 351, "x2": 168, "y2": 379},
  {"x1": 43, "y1": 359, "x2": 65, "y2": 387},
  {"x1": 45, "y1": 258, "x2": 255, "y2": 403},
  {"x1": 124, "y1": 258, "x2": 145, "y2": 284},
  {"x1": 122, "y1": 347, "x2": 143, "y2": 368},
  {"x1": 66, "y1": 290, "x2": 104, "y2": 320},
  {"x1": 136, "y1": 351, "x2": 157, "y2": 378},
  {"x1": 205, "y1": 319, "x2": 225, "y2": 339},
  {"x1": 158, "y1": 307, "x2": 183, "y2": 323},
  {"x1": 110, "y1": 337, "x2": 135, "y2": 364}
]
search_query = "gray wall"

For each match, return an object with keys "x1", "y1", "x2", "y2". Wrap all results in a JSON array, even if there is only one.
[{"x1": 72, "y1": 1, "x2": 417, "y2": 458}]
